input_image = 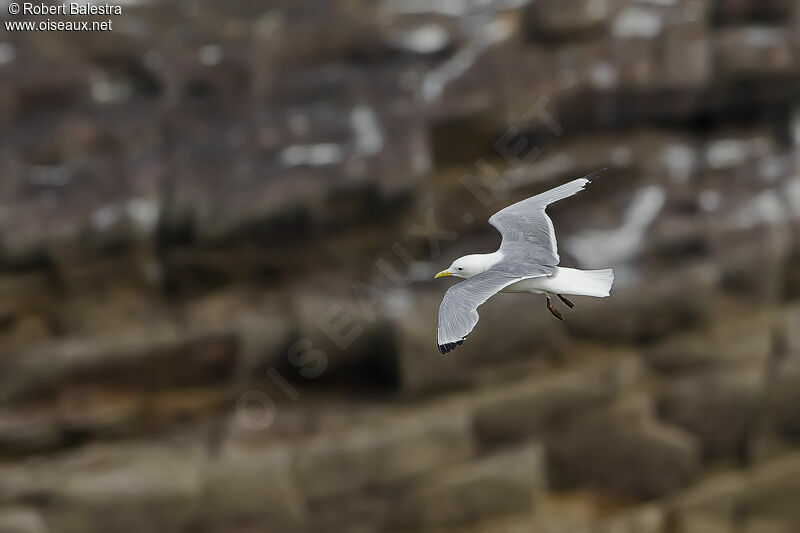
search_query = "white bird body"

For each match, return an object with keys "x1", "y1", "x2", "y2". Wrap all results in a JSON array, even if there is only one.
[
  {"x1": 444, "y1": 252, "x2": 613, "y2": 297},
  {"x1": 434, "y1": 170, "x2": 615, "y2": 354},
  {"x1": 502, "y1": 267, "x2": 614, "y2": 297}
]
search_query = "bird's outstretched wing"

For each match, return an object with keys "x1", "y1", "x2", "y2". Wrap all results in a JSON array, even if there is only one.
[
  {"x1": 488, "y1": 169, "x2": 605, "y2": 267},
  {"x1": 437, "y1": 270, "x2": 544, "y2": 354}
]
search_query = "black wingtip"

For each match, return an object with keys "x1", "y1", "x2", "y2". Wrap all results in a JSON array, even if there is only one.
[
  {"x1": 437, "y1": 338, "x2": 465, "y2": 355},
  {"x1": 582, "y1": 168, "x2": 607, "y2": 183}
]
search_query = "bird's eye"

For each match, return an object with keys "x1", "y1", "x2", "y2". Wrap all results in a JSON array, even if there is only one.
[{"x1": 457, "y1": 267, "x2": 463, "y2": 271}]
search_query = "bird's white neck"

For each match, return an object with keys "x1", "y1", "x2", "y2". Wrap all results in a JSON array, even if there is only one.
[
  {"x1": 465, "y1": 251, "x2": 503, "y2": 275},
  {"x1": 479, "y1": 251, "x2": 504, "y2": 272}
]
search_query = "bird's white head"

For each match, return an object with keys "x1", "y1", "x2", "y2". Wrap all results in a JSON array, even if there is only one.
[{"x1": 435, "y1": 254, "x2": 490, "y2": 280}]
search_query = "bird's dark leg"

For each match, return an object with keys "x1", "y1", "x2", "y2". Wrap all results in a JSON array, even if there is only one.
[
  {"x1": 557, "y1": 294, "x2": 575, "y2": 309},
  {"x1": 546, "y1": 296, "x2": 564, "y2": 321}
]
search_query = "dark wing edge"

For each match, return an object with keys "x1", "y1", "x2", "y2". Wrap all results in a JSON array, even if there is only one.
[{"x1": 438, "y1": 339, "x2": 464, "y2": 355}]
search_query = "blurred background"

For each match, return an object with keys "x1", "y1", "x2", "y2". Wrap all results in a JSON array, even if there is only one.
[{"x1": 1, "y1": 0, "x2": 800, "y2": 532}]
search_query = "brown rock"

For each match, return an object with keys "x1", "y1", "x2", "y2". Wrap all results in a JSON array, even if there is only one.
[
  {"x1": 595, "y1": 505, "x2": 666, "y2": 533},
  {"x1": 472, "y1": 354, "x2": 641, "y2": 444},
  {"x1": 675, "y1": 513, "x2": 731, "y2": 533},
  {"x1": 184, "y1": 292, "x2": 294, "y2": 376},
  {"x1": 644, "y1": 312, "x2": 771, "y2": 374},
  {"x1": 741, "y1": 516, "x2": 793, "y2": 533},
  {"x1": 0, "y1": 410, "x2": 62, "y2": 456},
  {"x1": 656, "y1": 366, "x2": 765, "y2": 461},
  {"x1": 0, "y1": 324, "x2": 240, "y2": 403},
  {"x1": 670, "y1": 454, "x2": 800, "y2": 530},
  {"x1": 715, "y1": 27, "x2": 796, "y2": 78},
  {"x1": 0, "y1": 507, "x2": 48, "y2": 533},
  {"x1": 195, "y1": 441, "x2": 306, "y2": 533},
  {"x1": 310, "y1": 492, "x2": 390, "y2": 533},
  {"x1": 771, "y1": 366, "x2": 800, "y2": 439},
  {"x1": 525, "y1": 0, "x2": 622, "y2": 40},
  {"x1": 743, "y1": 453, "x2": 800, "y2": 526},
  {"x1": 661, "y1": 3, "x2": 711, "y2": 89},
  {"x1": 671, "y1": 471, "x2": 747, "y2": 517},
  {"x1": 547, "y1": 397, "x2": 700, "y2": 500},
  {"x1": 55, "y1": 389, "x2": 146, "y2": 439},
  {"x1": 387, "y1": 444, "x2": 545, "y2": 530},
  {"x1": 0, "y1": 443, "x2": 204, "y2": 533},
  {"x1": 711, "y1": 0, "x2": 794, "y2": 24},
  {"x1": 769, "y1": 305, "x2": 800, "y2": 439},
  {"x1": 293, "y1": 407, "x2": 474, "y2": 501}
]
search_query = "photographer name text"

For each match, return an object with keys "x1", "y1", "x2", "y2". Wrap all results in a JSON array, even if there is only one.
[
  {"x1": 6, "y1": 2, "x2": 123, "y2": 32},
  {"x1": 19, "y1": 3, "x2": 122, "y2": 16}
]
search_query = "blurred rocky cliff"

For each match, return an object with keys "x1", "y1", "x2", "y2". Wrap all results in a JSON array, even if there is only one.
[{"x1": 1, "y1": 0, "x2": 800, "y2": 532}]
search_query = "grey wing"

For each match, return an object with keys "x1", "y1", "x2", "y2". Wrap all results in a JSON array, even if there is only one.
[
  {"x1": 437, "y1": 270, "x2": 544, "y2": 354},
  {"x1": 488, "y1": 169, "x2": 604, "y2": 268}
]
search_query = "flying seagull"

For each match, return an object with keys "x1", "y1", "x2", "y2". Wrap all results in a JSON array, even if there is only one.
[{"x1": 434, "y1": 170, "x2": 614, "y2": 354}]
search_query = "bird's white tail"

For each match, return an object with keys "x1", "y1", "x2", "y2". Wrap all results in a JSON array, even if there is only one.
[{"x1": 557, "y1": 268, "x2": 614, "y2": 297}]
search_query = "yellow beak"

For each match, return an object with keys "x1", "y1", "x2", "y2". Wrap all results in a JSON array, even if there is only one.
[{"x1": 435, "y1": 270, "x2": 452, "y2": 279}]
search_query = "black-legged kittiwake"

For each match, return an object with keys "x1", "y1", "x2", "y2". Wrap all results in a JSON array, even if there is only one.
[{"x1": 434, "y1": 170, "x2": 614, "y2": 354}]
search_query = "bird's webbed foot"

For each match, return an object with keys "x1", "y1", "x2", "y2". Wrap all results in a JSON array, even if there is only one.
[
  {"x1": 546, "y1": 296, "x2": 564, "y2": 321},
  {"x1": 557, "y1": 294, "x2": 575, "y2": 309}
]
